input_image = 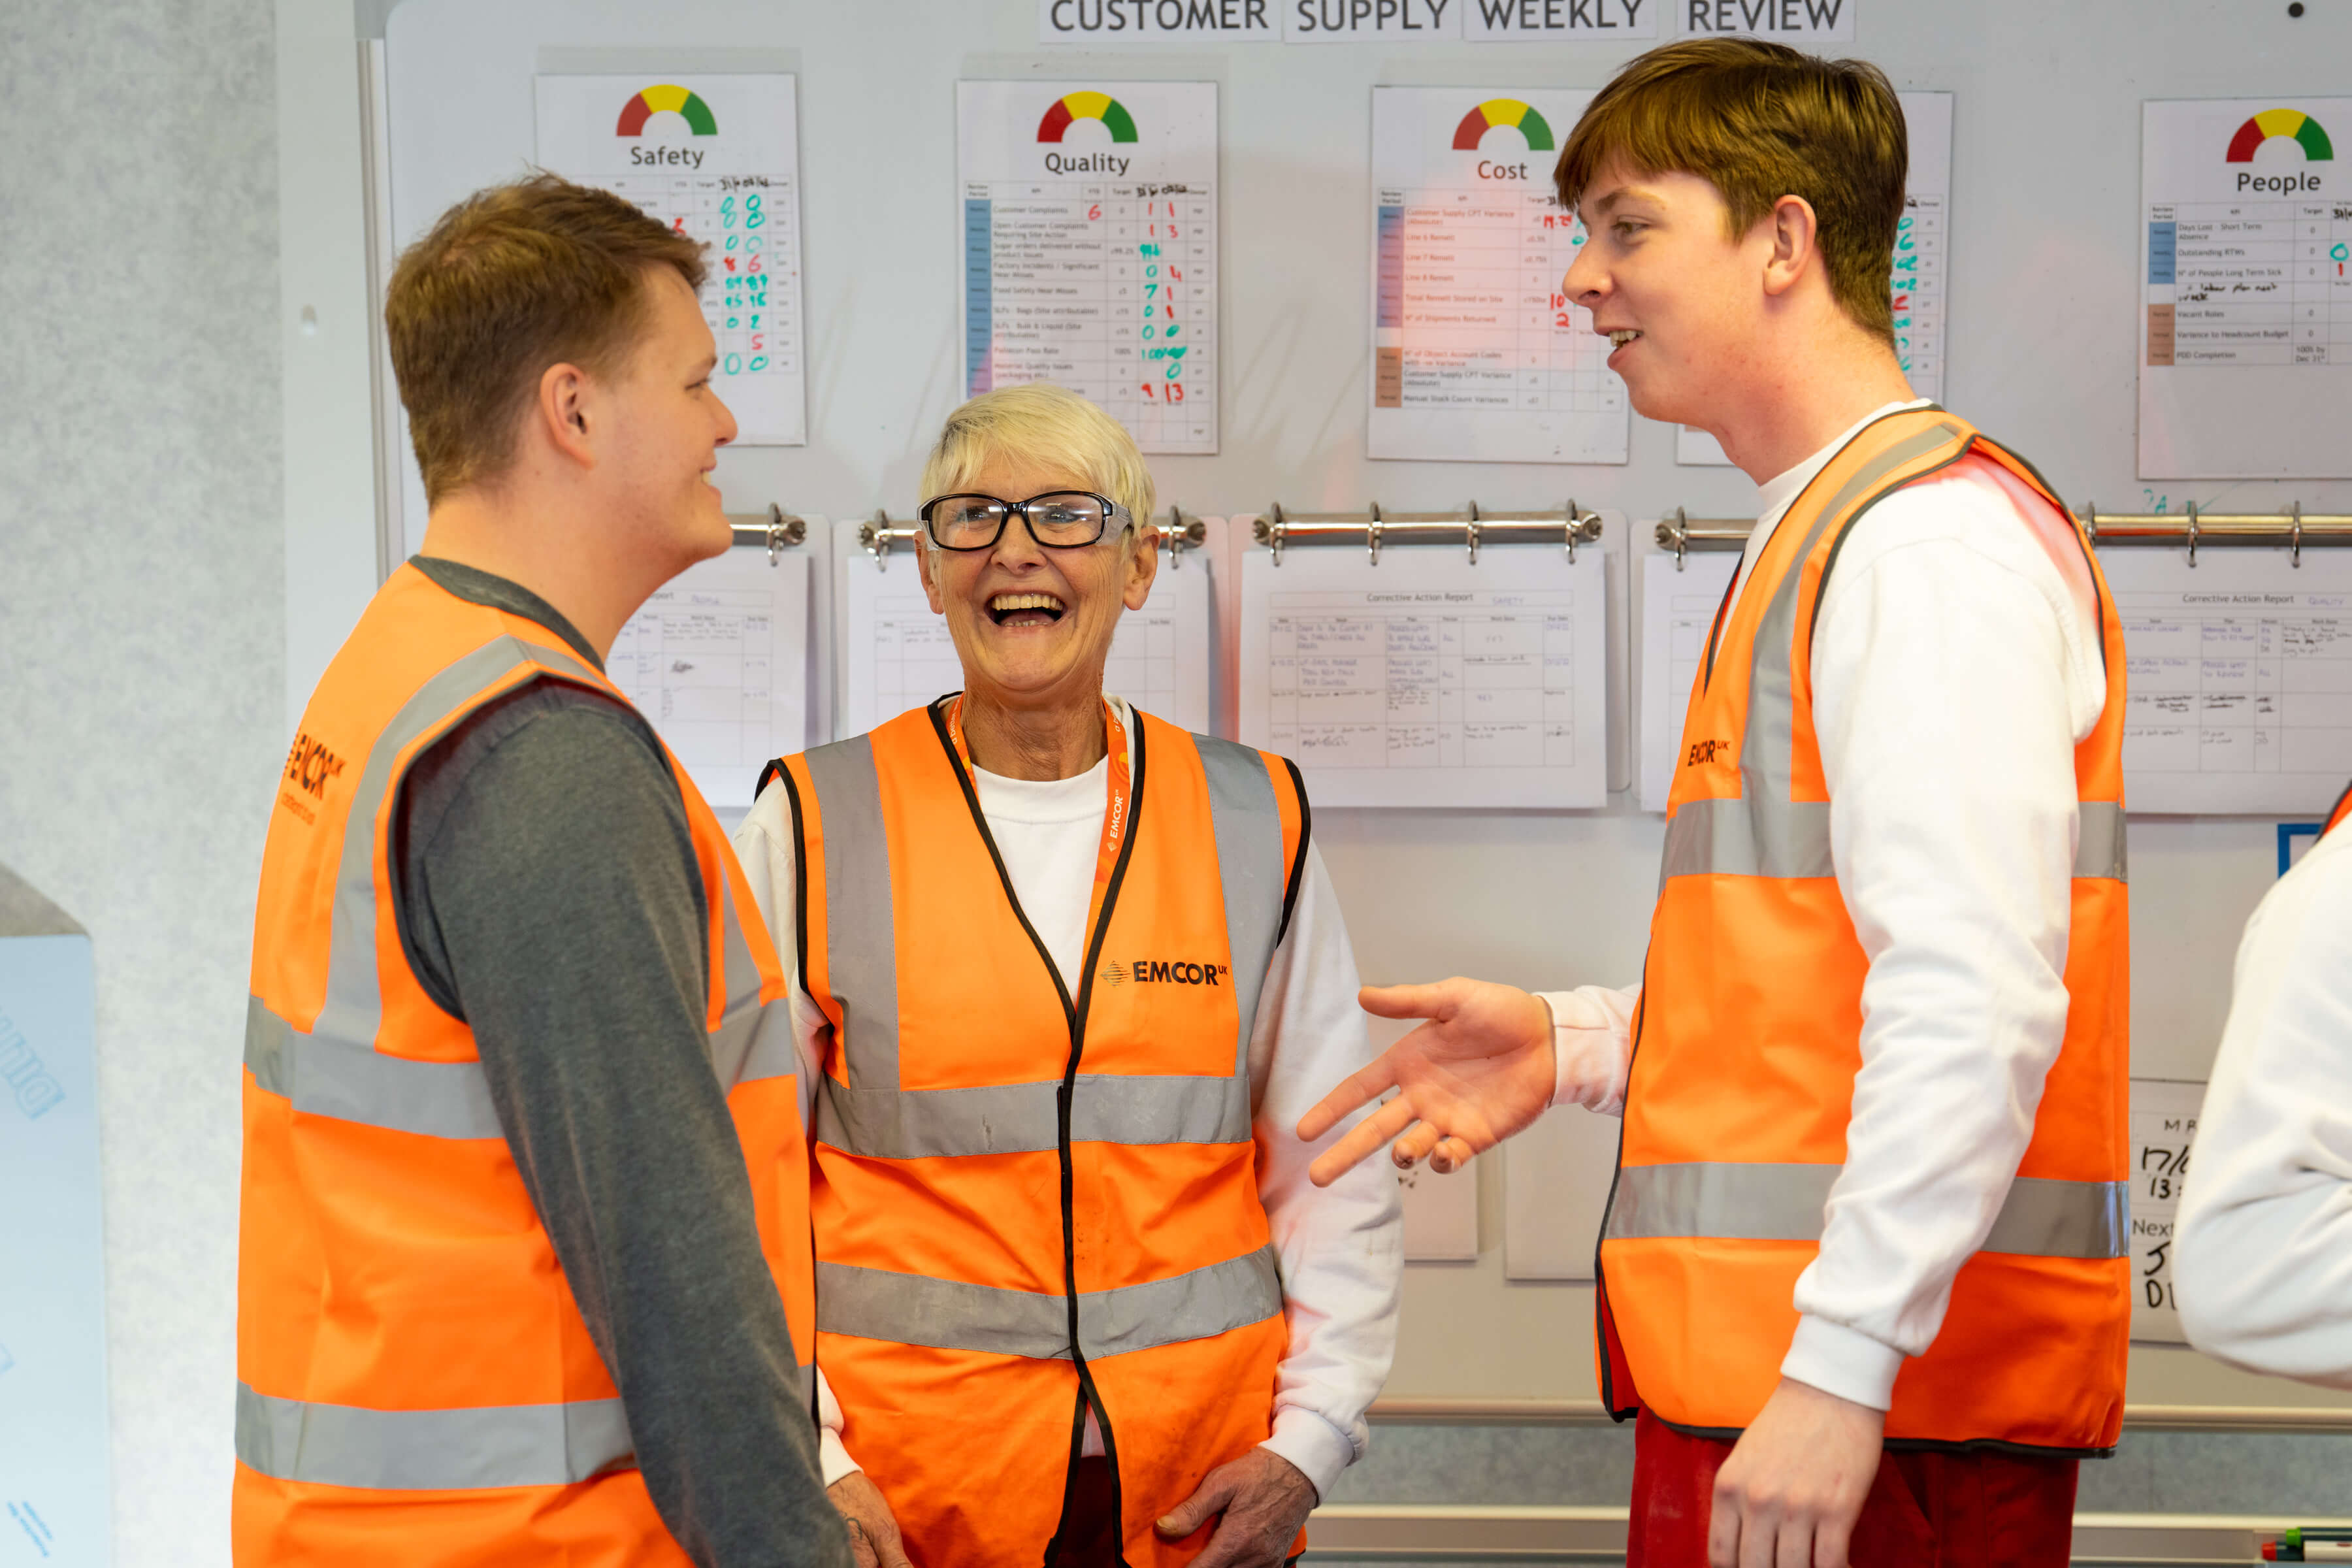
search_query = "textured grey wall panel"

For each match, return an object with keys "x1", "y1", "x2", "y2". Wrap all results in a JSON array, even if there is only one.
[{"x1": 0, "y1": 1, "x2": 280, "y2": 1564}]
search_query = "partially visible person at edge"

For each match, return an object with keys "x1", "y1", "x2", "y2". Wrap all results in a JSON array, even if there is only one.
[
  {"x1": 1298, "y1": 40, "x2": 2131, "y2": 1568},
  {"x1": 236, "y1": 173, "x2": 849, "y2": 1568},
  {"x1": 2174, "y1": 776, "x2": 2352, "y2": 1388},
  {"x1": 732, "y1": 382, "x2": 1403, "y2": 1568}
]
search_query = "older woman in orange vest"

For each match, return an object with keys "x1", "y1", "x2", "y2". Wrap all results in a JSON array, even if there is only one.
[{"x1": 734, "y1": 384, "x2": 1403, "y2": 1568}]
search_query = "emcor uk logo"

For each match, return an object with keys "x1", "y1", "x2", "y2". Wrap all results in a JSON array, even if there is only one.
[{"x1": 1100, "y1": 958, "x2": 1230, "y2": 988}]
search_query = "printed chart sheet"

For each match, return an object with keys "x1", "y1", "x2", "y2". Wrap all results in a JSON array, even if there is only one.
[
  {"x1": 609, "y1": 546, "x2": 811, "y2": 808},
  {"x1": 1367, "y1": 88, "x2": 1626, "y2": 464},
  {"x1": 535, "y1": 75, "x2": 808, "y2": 446},
  {"x1": 1239, "y1": 544, "x2": 1609, "y2": 808},
  {"x1": 959, "y1": 81, "x2": 1217, "y2": 454},
  {"x1": 2100, "y1": 548, "x2": 2352, "y2": 814},
  {"x1": 1679, "y1": 92, "x2": 1952, "y2": 466},
  {"x1": 836, "y1": 522, "x2": 1215, "y2": 740},
  {"x1": 2140, "y1": 98, "x2": 2352, "y2": 478},
  {"x1": 2128, "y1": 1077, "x2": 2202, "y2": 1345},
  {"x1": 1637, "y1": 549, "x2": 1741, "y2": 810}
]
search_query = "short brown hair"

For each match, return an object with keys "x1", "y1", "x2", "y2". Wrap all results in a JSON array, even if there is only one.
[
  {"x1": 1554, "y1": 39, "x2": 1905, "y2": 345},
  {"x1": 385, "y1": 173, "x2": 706, "y2": 504}
]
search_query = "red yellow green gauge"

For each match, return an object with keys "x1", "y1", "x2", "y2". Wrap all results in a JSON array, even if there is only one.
[
  {"x1": 2225, "y1": 108, "x2": 2332, "y2": 163},
  {"x1": 1452, "y1": 98, "x2": 1555, "y2": 152},
  {"x1": 1037, "y1": 91, "x2": 1139, "y2": 144},
  {"x1": 616, "y1": 84, "x2": 717, "y2": 137}
]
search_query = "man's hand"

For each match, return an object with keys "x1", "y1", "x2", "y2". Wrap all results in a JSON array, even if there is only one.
[
  {"x1": 828, "y1": 1471, "x2": 912, "y2": 1568},
  {"x1": 1708, "y1": 1379, "x2": 1885, "y2": 1568},
  {"x1": 1154, "y1": 1446, "x2": 1317, "y2": 1568},
  {"x1": 1297, "y1": 979, "x2": 1556, "y2": 1187}
]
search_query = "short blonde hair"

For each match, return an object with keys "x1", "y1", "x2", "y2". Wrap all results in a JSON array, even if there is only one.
[{"x1": 919, "y1": 384, "x2": 1156, "y2": 528}]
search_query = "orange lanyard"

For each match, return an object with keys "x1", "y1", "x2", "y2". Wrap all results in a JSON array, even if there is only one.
[{"x1": 943, "y1": 694, "x2": 1135, "y2": 943}]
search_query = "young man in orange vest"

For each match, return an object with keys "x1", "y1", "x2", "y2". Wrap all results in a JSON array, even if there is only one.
[
  {"x1": 1302, "y1": 41, "x2": 2131, "y2": 1568},
  {"x1": 237, "y1": 175, "x2": 848, "y2": 1567}
]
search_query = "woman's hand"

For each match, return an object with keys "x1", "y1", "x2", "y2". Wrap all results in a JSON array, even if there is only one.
[{"x1": 828, "y1": 1471, "x2": 912, "y2": 1568}]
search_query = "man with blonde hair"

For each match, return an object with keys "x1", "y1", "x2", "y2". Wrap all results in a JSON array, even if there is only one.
[
  {"x1": 237, "y1": 174, "x2": 845, "y2": 1567},
  {"x1": 1303, "y1": 40, "x2": 2131, "y2": 1568},
  {"x1": 735, "y1": 382, "x2": 1402, "y2": 1568}
]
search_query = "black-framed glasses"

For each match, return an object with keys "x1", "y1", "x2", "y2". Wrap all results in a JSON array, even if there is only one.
[{"x1": 917, "y1": 490, "x2": 1133, "y2": 552}]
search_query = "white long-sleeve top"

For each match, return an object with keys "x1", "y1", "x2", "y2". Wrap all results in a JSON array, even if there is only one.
[
  {"x1": 2173, "y1": 819, "x2": 2352, "y2": 1387},
  {"x1": 732, "y1": 705, "x2": 1403, "y2": 1500},
  {"x1": 1542, "y1": 401, "x2": 2111, "y2": 1413}
]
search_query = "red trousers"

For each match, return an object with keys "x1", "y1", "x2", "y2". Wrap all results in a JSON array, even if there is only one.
[{"x1": 1628, "y1": 1411, "x2": 2079, "y2": 1567}]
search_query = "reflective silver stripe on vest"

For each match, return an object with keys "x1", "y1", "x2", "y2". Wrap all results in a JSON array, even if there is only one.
[
  {"x1": 1194, "y1": 735, "x2": 1286, "y2": 1086},
  {"x1": 2076, "y1": 800, "x2": 2128, "y2": 882},
  {"x1": 821, "y1": 1072, "x2": 1250, "y2": 1160},
  {"x1": 1662, "y1": 796, "x2": 2131, "y2": 887},
  {"x1": 1603, "y1": 1162, "x2": 2127, "y2": 1260},
  {"x1": 247, "y1": 633, "x2": 791, "y2": 1135},
  {"x1": 244, "y1": 993, "x2": 504, "y2": 1139},
  {"x1": 801, "y1": 719, "x2": 1279, "y2": 1160},
  {"x1": 804, "y1": 734, "x2": 902, "y2": 1088},
  {"x1": 814, "y1": 1244, "x2": 1282, "y2": 1361},
  {"x1": 234, "y1": 1381, "x2": 634, "y2": 1490},
  {"x1": 1659, "y1": 796, "x2": 1833, "y2": 887},
  {"x1": 1741, "y1": 421, "x2": 1967, "y2": 810}
]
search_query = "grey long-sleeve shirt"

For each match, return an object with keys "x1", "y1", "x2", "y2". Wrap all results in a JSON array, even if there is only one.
[{"x1": 388, "y1": 556, "x2": 847, "y2": 1568}]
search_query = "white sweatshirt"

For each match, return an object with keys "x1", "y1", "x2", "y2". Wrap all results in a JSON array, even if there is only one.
[
  {"x1": 732, "y1": 704, "x2": 1403, "y2": 1501},
  {"x1": 1542, "y1": 402, "x2": 2111, "y2": 1413},
  {"x1": 2173, "y1": 819, "x2": 2352, "y2": 1388}
]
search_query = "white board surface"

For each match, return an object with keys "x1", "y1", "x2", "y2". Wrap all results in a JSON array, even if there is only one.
[
  {"x1": 1365, "y1": 87, "x2": 1627, "y2": 465},
  {"x1": 333, "y1": 0, "x2": 2352, "y2": 1433},
  {"x1": 957, "y1": 81, "x2": 1218, "y2": 455},
  {"x1": 1239, "y1": 541, "x2": 1610, "y2": 808},
  {"x1": 533, "y1": 74, "x2": 809, "y2": 446},
  {"x1": 2138, "y1": 97, "x2": 2352, "y2": 480}
]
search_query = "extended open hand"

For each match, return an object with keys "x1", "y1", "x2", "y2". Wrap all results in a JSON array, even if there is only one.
[{"x1": 1298, "y1": 977, "x2": 1557, "y2": 1187}]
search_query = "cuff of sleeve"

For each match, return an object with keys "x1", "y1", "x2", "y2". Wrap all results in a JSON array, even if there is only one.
[
  {"x1": 1262, "y1": 1408, "x2": 1356, "y2": 1502},
  {"x1": 1535, "y1": 990, "x2": 1618, "y2": 1113},
  {"x1": 1780, "y1": 1315, "x2": 1905, "y2": 1413},
  {"x1": 819, "y1": 1427, "x2": 862, "y2": 1489}
]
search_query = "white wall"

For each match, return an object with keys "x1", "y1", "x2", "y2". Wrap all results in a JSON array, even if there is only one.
[{"x1": 0, "y1": 0, "x2": 280, "y2": 1561}]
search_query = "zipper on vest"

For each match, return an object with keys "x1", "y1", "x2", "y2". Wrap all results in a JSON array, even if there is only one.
[{"x1": 925, "y1": 701, "x2": 1148, "y2": 1567}]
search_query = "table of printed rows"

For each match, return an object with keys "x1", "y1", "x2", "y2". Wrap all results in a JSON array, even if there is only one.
[
  {"x1": 2121, "y1": 600, "x2": 2352, "y2": 774},
  {"x1": 1266, "y1": 597, "x2": 1580, "y2": 768},
  {"x1": 608, "y1": 593, "x2": 778, "y2": 765},
  {"x1": 964, "y1": 183, "x2": 1215, "y2": 449},
  {"x1": 2146, "y1": 202, "x2": 2352, "y2": 366},
  {"x1": 610, "y1": 176, "x2": 799, "y2": 380},
  {"x1": 866, "y1": 596, "x2": 1181, "y2": 719},
  {"x1": 1373, "y1": 190, "x2": 1622, "y2": 414}
]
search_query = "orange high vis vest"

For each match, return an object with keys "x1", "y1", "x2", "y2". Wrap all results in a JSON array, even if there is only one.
[
  {"x1": 766, "y1": 700, "x2": 1311, "y2": 1568},
  {"x1": 235, "y1": 564, "x2": 813, "y2": 1565},
  {"x1": 1599, "y1": 408, "x2": 2132, "y2": 1454}
]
